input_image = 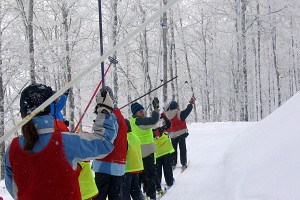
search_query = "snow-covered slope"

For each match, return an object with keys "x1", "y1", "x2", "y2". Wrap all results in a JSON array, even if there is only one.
[
  {"x1": 159, "y1": 122, "x2": 253, "y2": 200},
  {"x1": 224, "y1": 92, "x2": 300, "y2": 199}
]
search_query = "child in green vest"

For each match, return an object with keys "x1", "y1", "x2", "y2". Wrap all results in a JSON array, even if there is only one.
[
  {"x1": 154, "y1": 114, "x2": 174, "y2": 195},
  {"x1": 121, "y1": 119, "x2": 145, "y2": 200}
]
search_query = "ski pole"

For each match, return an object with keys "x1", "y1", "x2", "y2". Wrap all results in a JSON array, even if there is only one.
[
  {"x1": 120, "y1": 76, "x2": 178, "y2": 109},
  {"x1": 98, "y1": 0, "x2": 105, "y2": 88},
  {"x1": 74, "y1": 56, "x2": 118, "y2": 132}
]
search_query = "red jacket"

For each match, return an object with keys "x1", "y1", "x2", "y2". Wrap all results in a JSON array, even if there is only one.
[
  {"x1": 99, "y1": 108, "x2": 127, "y2": 164},
  {"x1": 167, "y1": 113, "x2": 187, "y2": 132},
  {"x1": 9, "y1": 131, "x2": 81, "y2": 200}
]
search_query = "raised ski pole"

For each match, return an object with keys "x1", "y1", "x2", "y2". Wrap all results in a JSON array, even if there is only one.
[
  {"x1": 74, "y1": 56, "x2": 118, "y2": 132},
  {"x1": 120, "y1": 76, "x2": 178, "y2": 109},
  {"x1": 98, "y1": 0, "x2": 105, "y2": 88}
]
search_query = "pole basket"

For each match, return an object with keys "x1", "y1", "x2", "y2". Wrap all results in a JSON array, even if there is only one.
[{"x1": 108, "y1": 56, "x2": 118, "y2": 64}]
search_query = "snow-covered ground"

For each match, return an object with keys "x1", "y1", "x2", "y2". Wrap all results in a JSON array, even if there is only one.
[
  {"x1": 2, "y1": 91, "x2": 300, "y2": 200},
  {"x1": 0, "y1": 122, "x2": 253, "y2": 200},
  {"x1": 162, "y1": 122, "x2": 253, "y2": 200}
]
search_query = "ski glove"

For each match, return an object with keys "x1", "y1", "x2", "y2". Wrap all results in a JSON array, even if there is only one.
[
  {"x1": 96, "y1": 90, "x2": 114, "y2": 113},
  {"x1": 152, "y1": 97, "x2": 159, "y2": 109},
  {"x1": 63, "y1": 89, "x2": 70, "y2": 97},
  {"x1": 189, "y1": 96, "x2": 196, "y2": 105}
]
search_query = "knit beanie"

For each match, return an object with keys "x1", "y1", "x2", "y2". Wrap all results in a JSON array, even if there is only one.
[
  {"x1": 20, "y1": 83, "x2": 53, "y2": 114},
  {"x1": 166, "y1": 100, "x2": 178, "y2": 111},
  {"x1": 131, "y1": 102, "x2": 144, "y2": 116}
]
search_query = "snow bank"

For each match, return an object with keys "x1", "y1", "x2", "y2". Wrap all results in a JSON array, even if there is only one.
[{"x1": 224, "y1": 92, "x2": 300, "y2": 200}]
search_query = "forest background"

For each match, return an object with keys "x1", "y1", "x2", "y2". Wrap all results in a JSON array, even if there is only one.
[{"x1": 0, "y1": 0, "x2": 299, "y2": 180}]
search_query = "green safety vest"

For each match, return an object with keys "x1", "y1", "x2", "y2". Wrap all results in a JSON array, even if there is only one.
[
  {"x1": 155, "y1": 133, "x2": 175, "y2": 158},
  {"x1": 130, "y1": 117, "x2": 154, "y2": 145},
  {"x1": 78, "y1": 162, "x2": 98, "y2": 200},
  {"x1": 126, "y1": 132, "x2": 144, "y2": 173}
]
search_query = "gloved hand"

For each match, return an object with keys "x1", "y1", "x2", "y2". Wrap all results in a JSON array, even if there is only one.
[
  {"x1": 95, "y1": 90, "x2": 114, "y2": 113},
  {"x1": 161, "y1": 112, "x2": 166, "y2": 119},
  {"x1": 189, "y1": 96, "x2": 195, "y2": 105},
  {"x1": 152, "y1": 97, "x2": 159, "y2": 109},
  {"x1": 64, "y1": 89, "x2": 70, "y2": 96}
]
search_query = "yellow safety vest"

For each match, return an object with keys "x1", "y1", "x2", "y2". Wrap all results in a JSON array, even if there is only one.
[
  {"x1": 78, "y1": 162, "x2": 99, "y2": 200},
  {"x1": 155, "y1": 133, "x2": 175, "y2": 158},
  {"x1": 130, "y1": 117, "x2": 154, "y2": 145},
  {"x1": 126, "y1": 132, "x2": 144, "y2": 173}
]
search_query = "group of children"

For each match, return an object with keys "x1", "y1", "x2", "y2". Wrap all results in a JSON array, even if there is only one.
[{"x1": 4, "y1": 83, "x2": 195, "y2": 200}]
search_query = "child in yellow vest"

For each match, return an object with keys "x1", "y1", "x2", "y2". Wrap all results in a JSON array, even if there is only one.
[
  {"x1": 154, "y1": 114, "x2": 175, "y2": 195},
  {"x1": 121, "y1": 119, "x2": 145, "y2": 200},
  {"x1": 78, "y1": 162, "x2": 99, "y2": 200}
]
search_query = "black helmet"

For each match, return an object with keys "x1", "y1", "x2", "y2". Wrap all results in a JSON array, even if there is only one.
[{"x1": 20, "y1": 83, "x2": 53, "y2": 114}]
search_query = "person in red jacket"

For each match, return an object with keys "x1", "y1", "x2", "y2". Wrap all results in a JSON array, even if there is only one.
[
  {"x1": 4, "y1": 83, "x2": 118, "y2": 200},
  {"x1": 165, "y1": 97, "x2": 195, "y2": 170},
  {"x1": 92, "y1": 86, "x2": 128, "y2": 200}
]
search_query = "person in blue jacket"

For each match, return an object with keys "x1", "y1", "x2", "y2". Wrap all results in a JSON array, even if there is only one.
[{"x1": 4, "y1": 83, "x2": 118, "y2": 200}]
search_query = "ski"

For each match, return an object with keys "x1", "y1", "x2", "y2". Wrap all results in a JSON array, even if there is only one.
[
  {"x1": 157, "y1": 186, "x2": 172, "y2": 200},
  {"x1": 181, "y1": 160, "x2": 190, "y2": 173},
  {"x1": 157, "y1": 190, "x2": 167, "y2": 200}
]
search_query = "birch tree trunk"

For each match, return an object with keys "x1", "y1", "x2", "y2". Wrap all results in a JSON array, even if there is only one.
[
  {"x1": 162, "y1": 0, "x2": 168, "y2": 104},
  {"x1": 234, "y1": 0, "x2": 241, "y2": 121},
  {"x1": 241, "y1": 0, "x2": 248, "y2": 121},
  {"x1": 77, "y1": 87, "x2": 82, "y2": 132},
  {"x1": 201, "y1": 11, "x2": 210, "y2": 121},
  {"x1": 252, "y1": 38, "x2": 258, "y2": 120},
  {"x1": 169, "y1": 8, "x2": 179, "y2": 103},
  {"x1": 256, "y1": 2, "x2": 263, "y2": 120},
  {"x1": 16, "y1": 0, "x2": 36, "y2": 83},
  {"x1": 178, "y1": 9, "x2": 198, "y2": 122},
  {"x1": 270, "y1": 5, "x2": 281, "y2": 108},
  {"x1": 138, "y1": 4, "x2": 152, "y2": 109},
  {"x1": 0, "y1": 1, "x2": 4, "y2": 179},
  {"x1": 111, "y1": 0, "x2": 118, "y2": 97},
  {"x1": 168, "y1": 12, "x2": 175, "y2": 101},
  {"x1": 290, "y1": 17, "x2": 298, "y2": 94},
  {"x1": 28, "y1": 0, "x2": 36, "y2": 83},
  {"x1": 62, "y1": 1, "x2": 74, "y2": 131}
]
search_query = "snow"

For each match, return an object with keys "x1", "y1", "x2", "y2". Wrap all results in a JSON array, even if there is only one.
[
  {"x1": 161, "y1": 122, "x2": 253, "y2": 200},
  {"x1": 224, "y1": 92, "x2": 300, "y2": 200},
  {"x1": 1, "y1": 92, "x2": 300, "y2": 199}
]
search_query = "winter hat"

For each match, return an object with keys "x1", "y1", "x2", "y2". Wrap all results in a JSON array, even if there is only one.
[
  {"x1": 166, "y1": 101, "x2": 178, "y2": 111},
  {"x1": 20, "y1": 83, "x2": 53, "y2": 114},
  {"x1": 131, "y1": 102, "x2": 144, "y2": 116}
]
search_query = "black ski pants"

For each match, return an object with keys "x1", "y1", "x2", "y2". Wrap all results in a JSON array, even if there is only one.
[
  {"x1": 93, "y1": 172, "x2": 122, "y2": 200},
  {"x1": 121, "y1": 173, "x2": 145, "y2": 200},
  {"x1": 155, "y1": 153, "x2": 174, "y2": 190},
  {"x1": 171, "y1": 133, "x2": 188, "y2": 167},
  {"x1": 139, "y1": 153, "x2": 156, "y2": 199}
]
